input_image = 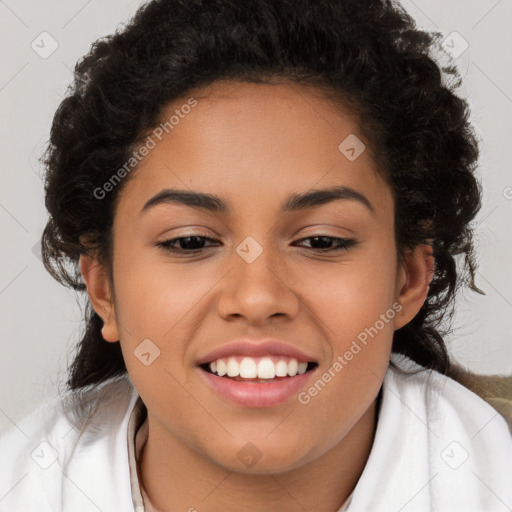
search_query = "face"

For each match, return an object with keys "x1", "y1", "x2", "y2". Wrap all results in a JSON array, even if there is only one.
[{"x1": 82, "y1": 80, "x2": 432, "y2": 474}]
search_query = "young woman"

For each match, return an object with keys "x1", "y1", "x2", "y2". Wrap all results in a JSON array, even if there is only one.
[{"x1": 1, "y1": 0, "x2": 511, "y2": 511}]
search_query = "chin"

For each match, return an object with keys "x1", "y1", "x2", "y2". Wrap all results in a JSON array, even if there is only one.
[{"x1": 204, "y1": 440, "x2": 314, "y2": 475}]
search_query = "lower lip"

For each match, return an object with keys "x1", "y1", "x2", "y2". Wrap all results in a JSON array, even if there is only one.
[{"x1": 198, "y1": 367, "x2": 317, "y2": 408}]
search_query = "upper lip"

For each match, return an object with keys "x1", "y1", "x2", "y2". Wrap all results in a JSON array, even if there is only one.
[{"x1": 196, "y1": 339, "x2": 318, "y2": 366}]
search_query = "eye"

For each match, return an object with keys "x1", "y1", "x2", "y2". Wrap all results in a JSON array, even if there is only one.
[
  {"x1": 292, "y1": 236, "x2": 358, "y2": 252},
  {"x1": 157, "y1": 234, "x2": 357, "y2": 254},
  {"x1": 157, "y1": 235, "x2": 220, "y2": 252}
]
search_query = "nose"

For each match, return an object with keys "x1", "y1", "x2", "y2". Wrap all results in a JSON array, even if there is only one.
[{"x1": 217, "y1": 241, "x2": 300, "y2": 326}]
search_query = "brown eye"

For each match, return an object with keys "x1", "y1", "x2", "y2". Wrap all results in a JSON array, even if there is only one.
[
  {"x1": 293, "y1": 236, "x2": 357, "y2": 252},
  {"x1": 156, "y1": 234, "x2": 357, "y2": 255},
  {"x1": 157, "y1": 235, "x2": 220, "y2": 252}
]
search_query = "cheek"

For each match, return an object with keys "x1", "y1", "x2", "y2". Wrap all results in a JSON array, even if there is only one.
[
  {"x1": 112, "y1": 244, "x2": 197, "y2": 330},
  {"x1": 111, "y1": 246, "x2": 222, "y2": 381},
  {"x1": 300, "y1": 243, "x2": 398, "y2": 338},
  {"x1": 295, "y1": 252, "x2": 397, "y2": 439}
]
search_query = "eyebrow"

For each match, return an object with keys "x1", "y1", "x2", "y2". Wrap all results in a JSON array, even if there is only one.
[{"x1": 140, "y1": 185, "x2": 375, "y2": 216}]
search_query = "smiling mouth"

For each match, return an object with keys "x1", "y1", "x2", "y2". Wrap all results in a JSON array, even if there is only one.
[{"x1": 199, "y1": 356, "x2": 319, "y2": 383}]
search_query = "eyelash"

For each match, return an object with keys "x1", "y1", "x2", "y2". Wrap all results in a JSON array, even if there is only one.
[{"x1": 156, "y1": 235, "x2": 358, "y2": 254}]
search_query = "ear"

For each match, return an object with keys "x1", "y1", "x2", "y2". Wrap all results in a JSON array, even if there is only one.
[
  {"x1": 79, "y1": 254, "x2": 120, "y2": 343},
  {"x1": 393, "y1": 244, "x2": 435, "y2": 331}
]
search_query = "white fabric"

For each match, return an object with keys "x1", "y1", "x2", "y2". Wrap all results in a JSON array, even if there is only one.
[
  {"x1": 128, "y1": 395, "x2": 149, "y2": 512},
  {"x1": 349, "y1": 356, "x2": 512, "y2": 511},
  {"x1": 1, "y1": 355, "x2": 511, "y2": 511}
]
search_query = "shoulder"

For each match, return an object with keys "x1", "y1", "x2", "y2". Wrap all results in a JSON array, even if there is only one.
[
  {"x1": 447, "y1": 363, "x2": 512, "y2": 433},
  {"x1": 385, "y1": 354, "x2": 512, "y2": 510},
  {"x1": 0, "y1": 374, "x2": 139, "y2": 512},
  {"x1": 349, "y1": 355, "x2": 512, "y2": 511},
  {"x1": 386, "y1": 354, "x2": 512, "y2": 442}
]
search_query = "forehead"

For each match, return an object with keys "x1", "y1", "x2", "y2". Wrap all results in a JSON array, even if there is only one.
[{"x1": 115, "y1": 80, "x2": 392, "y2": 219}]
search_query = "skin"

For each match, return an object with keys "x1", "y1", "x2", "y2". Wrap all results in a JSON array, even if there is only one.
[{"x1": 80, "y1": 80, "x2": 434, "y2": 512}]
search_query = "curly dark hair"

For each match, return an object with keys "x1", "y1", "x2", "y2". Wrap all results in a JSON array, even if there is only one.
[{"x1": 41, "y1": 0, "x2": 483, "y2": 392}]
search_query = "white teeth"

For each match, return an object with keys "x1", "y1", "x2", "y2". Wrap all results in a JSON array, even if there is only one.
[
  {"x1": 216, "y1": 359, "x2": 227, "y2": 376},
  {"x1": 207, "y1": 356, "x2": 313, "y2": 379},
  {"x1": 239, "y1": 357, "x2": 257, "y2": 378},
  {"x1": 275, "y1": 360, "x2": 288, "y2": 377},
  {"x1": 288, "y1": 359, "x2": 298, "y2": 377},
  {"x1": 226, "y1": 357, "x2": 239, "y2": 377},
  {"x1": 257, "y1": 358, "x2": 276, "y2": 379}
]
